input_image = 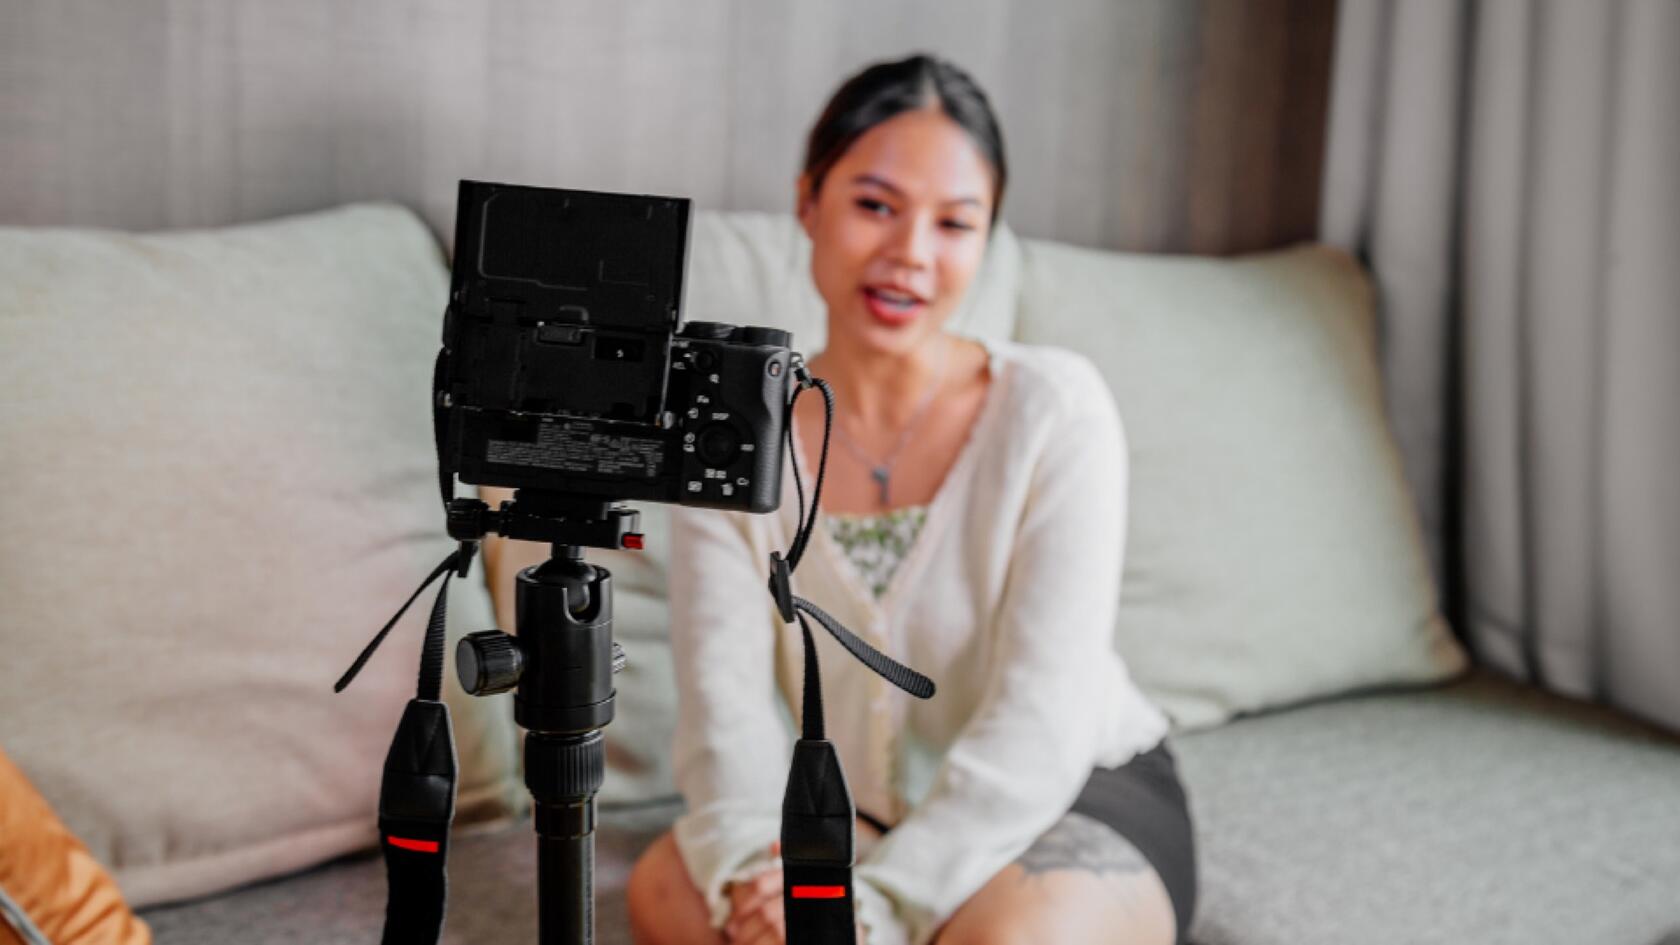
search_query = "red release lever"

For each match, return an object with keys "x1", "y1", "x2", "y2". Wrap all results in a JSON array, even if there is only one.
[{"x1": 622, "y1": 533, "x2": 644, "y2": 550}]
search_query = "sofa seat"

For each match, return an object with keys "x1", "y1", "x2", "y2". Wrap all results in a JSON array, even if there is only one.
[
  {"x1": 1175, "y1": 669, "x2": 1680, "y2": 945},
  {"x1": 138, "y1": 670, "x2": 1680, "y2": 945},
  {"x1": 137, "y1": 804, "x2": 674, "y2": 945}
]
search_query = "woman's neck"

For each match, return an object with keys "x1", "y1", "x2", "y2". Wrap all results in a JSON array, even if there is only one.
[{"x1": 809, "y1": 332, "x2": 952, "y2": 433}]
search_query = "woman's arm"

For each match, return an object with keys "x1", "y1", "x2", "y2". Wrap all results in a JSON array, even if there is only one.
[
  {"x1": 853, "y1": 361, "x2": 1155, "y2": 945},
  {"x1": 667, "y1": 504, "x2": 795, "y2": 931}
]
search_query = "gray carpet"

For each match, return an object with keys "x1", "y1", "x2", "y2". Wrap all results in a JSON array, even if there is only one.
[{"x1": 140, "y1": 670, "x2": 1680, "y2": 944}]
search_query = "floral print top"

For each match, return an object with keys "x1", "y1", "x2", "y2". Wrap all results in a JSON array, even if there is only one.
[{"x1": 823, "y1": 505, "x2": 931, "y2": 599}]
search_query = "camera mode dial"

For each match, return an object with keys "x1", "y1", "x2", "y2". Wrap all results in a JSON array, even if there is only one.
[{"x1": 740, "y1": 326, "x2": 792, "y2": 348}]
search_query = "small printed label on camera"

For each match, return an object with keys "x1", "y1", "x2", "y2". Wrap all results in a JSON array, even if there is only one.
[{"x1": 486, "y1": 422, "x2": 663, "y2": 478}]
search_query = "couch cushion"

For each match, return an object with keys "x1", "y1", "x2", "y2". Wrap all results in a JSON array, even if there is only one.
[
  {"x1": 1014, "y1": 241, "x2": 1467, "y2": 729},
  {"x1": 481, "y1": 211, "x2": 1024, "y2": 803},
  {"x1": 1175, "y1": 671, "x2": 1680, "y2": 944},
  {"x1": 0, "y1": 204, "x2": 524, "y2": 908}
]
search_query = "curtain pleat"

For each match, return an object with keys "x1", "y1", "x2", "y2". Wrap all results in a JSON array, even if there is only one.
[{"x1": 1323, "y1": 0, "x2": 1680, "y2": 732}]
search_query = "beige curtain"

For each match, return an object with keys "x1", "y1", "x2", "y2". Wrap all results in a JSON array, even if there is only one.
[
  {"x1": 1322, "y1": 0, "x2": 1680, "y2": 732},
  {"x1": 0, "y1": 0, "x2": 1333, "y2": 255}
]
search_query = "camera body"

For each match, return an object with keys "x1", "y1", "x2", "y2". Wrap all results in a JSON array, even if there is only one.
[{"x1": 438, "y1": 180, "x2": 792, "y2": 512}]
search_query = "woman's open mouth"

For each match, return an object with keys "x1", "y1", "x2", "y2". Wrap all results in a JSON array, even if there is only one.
[{"x1": 862, "y1": 285, "x2": 928, "y2": 326}]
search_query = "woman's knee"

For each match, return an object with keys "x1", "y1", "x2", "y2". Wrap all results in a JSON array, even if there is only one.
[{"x1": 627, "y1": 830, "x2": 719, "y2": 945}]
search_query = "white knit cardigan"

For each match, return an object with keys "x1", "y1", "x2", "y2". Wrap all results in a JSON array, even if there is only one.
[{"x1": 667, "y1": 338, "x2": 1170, "y2": 945}]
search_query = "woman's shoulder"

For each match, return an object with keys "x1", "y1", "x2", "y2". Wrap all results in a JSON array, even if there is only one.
[{"x1": 984, "y1": 338, "x2": 1117, "y2": 421}]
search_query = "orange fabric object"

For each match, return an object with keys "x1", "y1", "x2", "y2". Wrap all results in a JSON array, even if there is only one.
[{"x1": 0, "y1": 747, "x2": 151, "y2": 945}]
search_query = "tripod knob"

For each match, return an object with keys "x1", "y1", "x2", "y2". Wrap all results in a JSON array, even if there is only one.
[{"x1": 457, "y1": 630, "x2": 524, "y2": 695}]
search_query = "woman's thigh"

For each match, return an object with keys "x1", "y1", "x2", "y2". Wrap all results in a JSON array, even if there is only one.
[{"x1": 932, "y1": 812, "x2": 1176, "y2": 945}]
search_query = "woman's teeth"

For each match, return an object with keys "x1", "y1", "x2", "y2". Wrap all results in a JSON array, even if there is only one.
[{"x1": 868, "y1": 288, "x2": 918, "y2": 309}]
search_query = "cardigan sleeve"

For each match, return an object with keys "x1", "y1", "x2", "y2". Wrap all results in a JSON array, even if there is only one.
[
  {"x1": 852, "y1": 363, "x2": 1148, "y2": 945},
  {"x1": 666, "y1": 504, "x2": 793, "y2": 930}
]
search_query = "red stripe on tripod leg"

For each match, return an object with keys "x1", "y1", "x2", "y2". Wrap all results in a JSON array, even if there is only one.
[
  {"x1": 790, "y1": 885, "x2": 847, "y2": 899},
  {"x1": 387, "y1": 836, "x2": 441, "y2": 853}
]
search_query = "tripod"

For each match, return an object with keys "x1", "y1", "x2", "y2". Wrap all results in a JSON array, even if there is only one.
[
  {"x1": 340, "y1": 365, "x2": 934, "y2": 945},
  {"x1": 451, "y1": 492, "x2": 640, "y2": 945}
]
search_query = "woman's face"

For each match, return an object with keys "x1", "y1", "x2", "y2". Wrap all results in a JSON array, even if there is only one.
[{"x1": 798, "y1": 107, "x2": 995, "y2": 358}]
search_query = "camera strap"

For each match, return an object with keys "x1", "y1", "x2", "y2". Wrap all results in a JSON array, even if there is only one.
[
  {"x1": 768, "y1": 365, "x2": 936, "y2": 944},
  {"x1": 324, "y1": 347, "x2": 480, "y2": 944},
  {"x1": 335, "y1": 541, "x2": 474, "y2": 945}
]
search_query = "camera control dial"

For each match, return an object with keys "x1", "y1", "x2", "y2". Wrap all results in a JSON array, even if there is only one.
[{"x1": 696, "y1": 423, "x2": 741, "y2": 467}]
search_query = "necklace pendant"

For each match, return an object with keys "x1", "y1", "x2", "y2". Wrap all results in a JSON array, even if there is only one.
[{"x1": 871, "y1": 466, "x2": 890, "y2": 506}]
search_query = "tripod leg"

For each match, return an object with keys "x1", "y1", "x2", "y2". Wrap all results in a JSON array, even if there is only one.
[{"x1": 528, "y1": 731, "x2": 605, "y2": 945}]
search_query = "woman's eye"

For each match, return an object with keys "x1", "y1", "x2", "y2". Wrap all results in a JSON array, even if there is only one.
[
  {"x1": 941, "y1": 219, "x2": 977, "y2": 232},
  {"x1": 855, "y1": 198, "x2": 892, "y2": 217}
]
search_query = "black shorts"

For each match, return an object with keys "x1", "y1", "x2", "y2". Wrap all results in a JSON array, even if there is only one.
[
  {"x1": 859, "y1": 741, "x2": 1198, "y2": 942},
  {"x1": 1070, "y1": 742, "x2": 1198, "y2": 943}
]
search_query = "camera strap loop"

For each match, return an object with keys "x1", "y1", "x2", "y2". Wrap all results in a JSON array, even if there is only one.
[
  {"x1": 771, "y1": 372, "x2": 938, "y2": 943},
  {"x1": 772, "y1": 379, "x2": 936, "y2": 713},
  {"x1": 334, "y1": 546, "x2": 468, "y2": 945}
]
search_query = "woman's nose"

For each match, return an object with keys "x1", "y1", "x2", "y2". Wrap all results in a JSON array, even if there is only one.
[{"x1": 884, "y1": 214, "x2": 936, "y2": 270}]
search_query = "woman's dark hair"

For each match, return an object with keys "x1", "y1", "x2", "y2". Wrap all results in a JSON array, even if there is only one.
[{"x1": 803, "y1": 54, "x2": 1007, "y2": 223}]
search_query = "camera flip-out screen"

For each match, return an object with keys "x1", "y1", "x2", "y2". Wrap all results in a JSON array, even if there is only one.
[{"x1": 439, "y1": 180, "x2": 791, "y2": 512}]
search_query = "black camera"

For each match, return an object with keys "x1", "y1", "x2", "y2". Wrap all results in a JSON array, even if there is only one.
[{"x1": 437, "y1": 180, "x2": 793, "y2": 512}]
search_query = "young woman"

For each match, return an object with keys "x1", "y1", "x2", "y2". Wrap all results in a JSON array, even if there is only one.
[{"x1": 627, "y1": 55, "x2": 1196, "y2": 945}]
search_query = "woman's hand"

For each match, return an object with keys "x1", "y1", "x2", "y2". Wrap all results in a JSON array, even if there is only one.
[
  {"x1": 724, "y1": 841, "x2": 785, "y2": 945},
  {"x1": 724, "y1": 823, "x2": 884, "y2": 944}
]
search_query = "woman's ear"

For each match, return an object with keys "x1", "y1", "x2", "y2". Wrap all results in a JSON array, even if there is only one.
[{"x1": 795, "y1": 174, "x2": 817, "y2": 239}]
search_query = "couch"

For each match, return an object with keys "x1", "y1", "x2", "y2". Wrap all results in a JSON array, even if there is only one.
[{"x1": 3, "y1": 203, "x2": 1677, "y2": 945}]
